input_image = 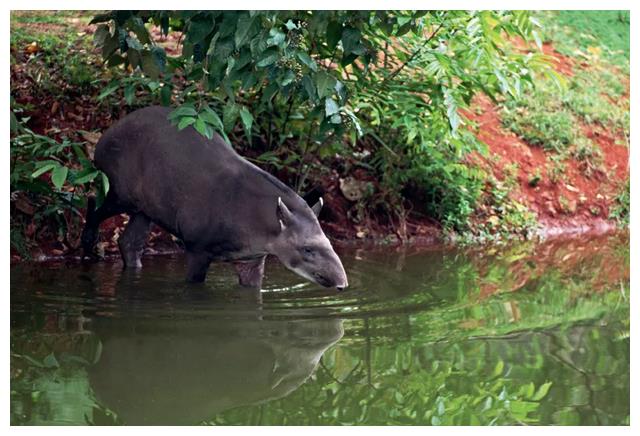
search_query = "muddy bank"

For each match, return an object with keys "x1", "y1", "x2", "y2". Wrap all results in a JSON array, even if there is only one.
[{"x1": 11, "y1": 215, "x2": 626, "y2": 265}]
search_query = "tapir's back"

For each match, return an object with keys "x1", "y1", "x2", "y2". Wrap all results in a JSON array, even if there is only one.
[
  {"x1": 94, "y1": 106, "x2": 237, "y2": 182},
  {"x1": 92, "y1": 106, "x2": 304, "y2": 249},
  {"x1": 94, "y1": 107, "x2": 248, "y2": 237}
]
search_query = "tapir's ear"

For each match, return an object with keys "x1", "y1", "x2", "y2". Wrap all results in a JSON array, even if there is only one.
[
  {"x1": 311, "y1": 197, "x2": 323, "y2": 217},
  {"x1": 302, "y1": 186, "x2": 324, "y2": 207},
  {"x1": 276, "y1": 197, "x2": 293, "y2": 231}
]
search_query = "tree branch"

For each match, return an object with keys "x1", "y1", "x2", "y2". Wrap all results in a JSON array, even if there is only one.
[{"x1": 382, "y1": 16, "x2": 448, "y2": 85}]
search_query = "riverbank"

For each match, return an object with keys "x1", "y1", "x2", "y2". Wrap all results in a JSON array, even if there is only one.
[{"x1": 10, "y1": 11, "x2": 629, "y2": 262}]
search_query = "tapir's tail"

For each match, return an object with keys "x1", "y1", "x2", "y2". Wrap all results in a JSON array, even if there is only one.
[
  {"x1": 80, "y1": 196, "x2": 98, "y2": 258},
  {"x1": 85, "y1": 196, "x2": 96, "y2": 224}
]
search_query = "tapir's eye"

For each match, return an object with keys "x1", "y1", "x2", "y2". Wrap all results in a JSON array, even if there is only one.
[{"x1": 301, "y1": 247, "x2": 314, "y2": 257}]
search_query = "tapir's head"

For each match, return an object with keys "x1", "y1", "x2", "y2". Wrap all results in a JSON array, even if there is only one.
[{"x1": 267, "y1": 196, "x2": 348, "y2": 291}]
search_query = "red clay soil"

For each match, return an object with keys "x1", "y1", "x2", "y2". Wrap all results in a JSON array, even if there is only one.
[
  {"x1": 464, "y1": 44, "x2": 629, "y2": 237},
  {"x1": 541, "y1": 42, "x2": 576, "y2": 77}
]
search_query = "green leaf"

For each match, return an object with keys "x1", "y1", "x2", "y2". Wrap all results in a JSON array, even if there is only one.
[
  {"x1": 187, "y1": 17, "x2": 214, "y2": 44},
  {"x1": 43, "y1": 353, "x2": 60, "y2": 369},
  {"x1": 141, "y1": 50, "x2": 160, "y2": 80},
  {"x1": 532, "y1": 30, "x2": 542, "y2": 50},
  {"x1": 177, "y1": 116, "x2": 196, "y2": 130},
  {"x1": 285, "y1": 19, "x2": 297, "y2": 31},
  {"x1": 325, "y1": 98, "x2": 340, "y2": 117},
  {"x1": 326, "y1": 21, "x2": 342, "y2": 50},
  {"x1": 10, "y1": 111, "x2": 18, "y2": 134},
  {"x1": 239, "y1": 107, "x2": 253, "y2": 140},
  {"x1": 302, "y1": 75, "x2": 316, "y2": 101},
  {"x1": 532, "y1": 382, "x2": 552, "y2": 401},
  {"x1": 315, "y1": 71, "x2": 337, "y2": 99},
  {"x1": 200, "y1": 107, "x2": 224, "y2": 131},
  {"x1": 492, "y1": 359, "x2": 505, "y2": 377},
  {"x1": 206, "y1": 32, "x2": 220, "y2": 56},
  {"x1": 151, "y1": 47, "x2": 167, "y2": 72},
  {"x1": 296, "y1": 52, "x2": 317, "y2": 72},
  {"x1": 160, "y1": 84, "x2": 172, "y2": 106},
  {"x1": 124, "y1": 85, "x2": 135, "y2": 105},
  {"x1": 73, "y1": 171, "x2": 99, "y2": 185},
  {"x1": 125, "y1": 35, "x2": 143, "y2": 50},
  {"x1": 397, "y1": 15, "x2": 412, "y2": 26},
  {"x1": 266, "y1": 28, "x2": 286, "y2": 47},
  {"x1": 31, "y1": 163, "x2": 56, "y2": 179},
  {"x1": 101, "y1": 172, "x2": 110, "y2": 195},
  {"x1": 278, "y1": 70, "x2": 295, "y2": 87},
  {"x1": 235, "y1": 13, "x2": 256, "y2": 47},
  {"x1": 334, "y1": 80, "x2": 346, "y2": 103},
  {"x1": 223, "y1": 103, "x2": 240, "y2": 131},
  {"x1": 443, "y1": 87, "x2": 461, "y2": 133},
  {"x1": 98, "y1": 82, "x2": 120, "y2": 101},
  {"x1": 256, "y1": 52, "x2": 279, "y2": 68},
  {"x1": 341, "y1": 26, "x2": 363, "y2": 55},
  {"x1": 522, "y1": 382, "x2": 536, "y2": 399},
  {"x1": 169, "y1": 105, "x2": 198, "y2": 120},
  {"x1": 51, "y1": 165, "x2": 68, "y2": 189},
  {"x1": 194, "y1": 117, "x2": 213, "y2": 139}
]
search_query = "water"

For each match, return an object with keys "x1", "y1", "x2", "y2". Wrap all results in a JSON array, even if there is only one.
[{"x1": 10, "y1": 232, "x2": 629, "y2": 425}]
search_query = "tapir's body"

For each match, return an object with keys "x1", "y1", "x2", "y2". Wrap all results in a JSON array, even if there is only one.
[{"x1": 82, "y1": 106, "x2": 348, "y2": 289}]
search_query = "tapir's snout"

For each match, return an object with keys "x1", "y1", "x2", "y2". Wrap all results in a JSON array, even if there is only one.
[
  {"x1": 312, "y1": 272, "x2": 348, "y2": 290},
  {"x1": 312, "y1": 257, "x2": 348, "y2": 291},
  {"x1": 334, "y1": 272, "x2": 348, "y2": 292}
]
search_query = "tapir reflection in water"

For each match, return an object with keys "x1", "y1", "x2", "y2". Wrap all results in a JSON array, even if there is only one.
[
  {"x1": 88, "y1": 317, "x2": 344, "y2": 425},
  {"x1": 81, "y1": 106, "x2": 348, "y2": 289}
]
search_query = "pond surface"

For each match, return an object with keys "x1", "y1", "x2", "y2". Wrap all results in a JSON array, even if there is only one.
[{"x1": 11, "y1": 232, "x2": 629, "y2": 425}]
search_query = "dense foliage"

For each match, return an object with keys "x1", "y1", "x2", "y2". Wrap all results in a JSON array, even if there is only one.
[{"x1": 89, "y1": 10, "x2": 553, "y2": 231}]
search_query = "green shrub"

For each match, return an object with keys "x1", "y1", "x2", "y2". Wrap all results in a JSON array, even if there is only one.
[
  {"x1": 570, "y1": 138, "x2": 604, "y2": 178},
  {"x1": 609, "y1": 178, "x2": 629, "y2": 226},
  {"x1": 90, "y1": 11, "x2": 553, "y2": 233}
]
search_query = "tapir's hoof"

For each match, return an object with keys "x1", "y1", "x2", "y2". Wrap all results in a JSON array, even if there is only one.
[{"x1": 82, "y1": 251, "x2": 103, "y2": 262}]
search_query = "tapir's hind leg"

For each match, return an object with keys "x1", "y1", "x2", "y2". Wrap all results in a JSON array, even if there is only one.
[
  {"x1": 118, "y1": 213, "x2": 151, "y2": 268},
  {"x1": 81, "y1": 190, "x2": 126, "y2": 258},
  {"x1": 233, "y1": 256, "x2": 266, "y2": 289}
]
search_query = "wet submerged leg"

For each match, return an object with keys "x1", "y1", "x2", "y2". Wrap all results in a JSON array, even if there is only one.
[
  {"x1": 186, "y1": 250, "x2": 212, "y2": 283},
  {"x1": 233, "y1": 256, "x2": 266, "y2": 289},
  {"x1": 118, "y1": 213, "x2": 151, "y2": 268}
]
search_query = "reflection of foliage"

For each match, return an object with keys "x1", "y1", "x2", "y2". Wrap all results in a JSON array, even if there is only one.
[
  {"x1": 10, "y1": 334, "x2": 119, "y2": 425},
  {"x1": 208, "y1": 319, "x2": 627, "y2": 425},
  {"x1": 206, "y1": 236, "x2": 629, "y2": 425}
]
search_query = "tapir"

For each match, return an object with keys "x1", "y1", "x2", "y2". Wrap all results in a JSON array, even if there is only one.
[{"x1": 81, "y1": 106, "x2": 348, "y2": 289}]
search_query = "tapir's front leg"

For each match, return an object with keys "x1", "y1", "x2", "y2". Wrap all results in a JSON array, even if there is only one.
[
  {"x1": 186, "y1": 250, "x2": 212, "y2": 283},
  {"x1": 233, "y1": 256, "x2": 266, "y2": 289}
]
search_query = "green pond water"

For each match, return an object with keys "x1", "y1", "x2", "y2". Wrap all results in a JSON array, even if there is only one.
[{"x1": 10, "y1": 232, "x2": 629, "y2": 425}]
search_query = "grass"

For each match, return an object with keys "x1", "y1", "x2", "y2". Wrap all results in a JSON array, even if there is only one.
[
  {"x1": 609, "y1": 178, "x2": 630, "y2": 226},
  {"x1": 11, "y1": 13, "x2": 102, "y2": 92},
  {"x1": 569, "y1": 138, "x2": 604, "y2": 178},
  {"x1": 562, "y1": 69, "x2": 629, "y2": 136},
  {"x1": 541, "y1": 11, "x2": 630, "y2": 64},
  {"x1": 500, "y1": 81, "x2": 583, "y2": 153},
  {"x1": 499, "y1": 11, "x2": 629, "y2": 181}
]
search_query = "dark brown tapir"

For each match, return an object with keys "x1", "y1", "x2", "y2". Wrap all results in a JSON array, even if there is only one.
[{"x1": 81, "y1": 106, "x2": 348, "y2": 289}]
